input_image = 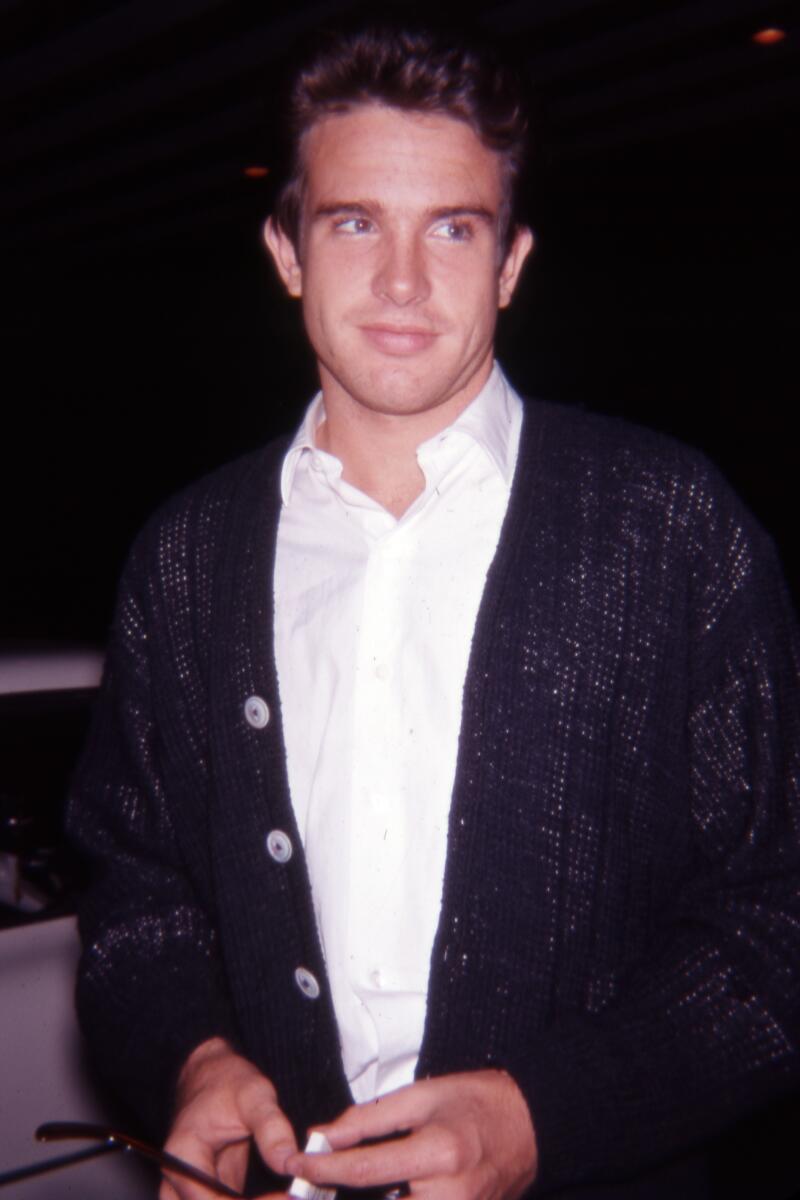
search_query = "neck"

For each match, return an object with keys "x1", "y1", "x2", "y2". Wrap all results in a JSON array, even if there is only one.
[
  {"x1": 314, "y1": 407, "x2": 424, "y2": 517},
  {"x1": 316, "y1": 366, "x2": 493, "y2": 518}
]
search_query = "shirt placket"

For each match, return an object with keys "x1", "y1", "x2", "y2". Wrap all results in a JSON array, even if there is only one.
[{"x1": 348, "y1": 526, "x2": 410, "y2": 1074}]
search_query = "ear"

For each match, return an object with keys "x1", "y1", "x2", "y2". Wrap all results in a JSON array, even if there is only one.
[
  {"x1": 498, "y1": 225, "x2": 534, "y2": 309},
  {"x1": 263, "y1": 217, "x2": 303, "y2": 297}
]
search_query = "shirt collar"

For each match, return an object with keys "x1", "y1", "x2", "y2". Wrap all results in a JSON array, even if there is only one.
[
  {"x1": 280, "y1": 393, "x2": 326, "y2": 505},
  {"x1": 424, "y1": 362, "x2": 520, "y2": 487},
  {"x1": 280, "y1": 361, "x2": 521, "y2": 505}
]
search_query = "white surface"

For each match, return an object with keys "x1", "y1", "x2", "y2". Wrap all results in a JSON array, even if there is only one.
[
  {"x1": 0, "y1": 649, "x2": 104, "y2": 696},
  {"x1": 0, "y1": 916, "x2": 154, "y2": 1198}
]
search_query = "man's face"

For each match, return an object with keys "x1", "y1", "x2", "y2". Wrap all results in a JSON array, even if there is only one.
[{"x1": 266, "y1": 104, "x2": 532, "y2": 426}]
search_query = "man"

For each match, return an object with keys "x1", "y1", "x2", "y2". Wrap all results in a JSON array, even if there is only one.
[{"x1": 68, "y1": 22, "x2": 800, "y2": 1200}]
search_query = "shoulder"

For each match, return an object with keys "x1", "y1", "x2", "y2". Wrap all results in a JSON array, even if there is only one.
[
  {"x1": 114, "y1": 435, "x2": 290, "y2": 616},
  {"x1": 522, "y1": 395, "x2": 709, "y2": 479},
  {"x1": 145, "y1": 435, "x2": 289, "y2": 534},
  {"x1": 516, "y1": 398, "x2": 787, "y2": 635},
  {"x1": 520, "y1": 396, "x2": 756, "y2": 533},
  {"x1": 131, "y1": 436, "x2": 289, "y2": 565}
]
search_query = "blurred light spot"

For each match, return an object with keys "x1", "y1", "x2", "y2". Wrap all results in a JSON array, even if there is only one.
[
  {"x1": 243, "y1": 166, "x2": 269, "y2": 179},
  {"x1": 752, "y1": 28, "x2": 787, "y2": 45}
]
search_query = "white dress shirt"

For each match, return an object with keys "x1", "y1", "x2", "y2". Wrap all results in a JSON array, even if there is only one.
[{"x1": 273, "y1": 364, "x2": 522, "y2": 1102}]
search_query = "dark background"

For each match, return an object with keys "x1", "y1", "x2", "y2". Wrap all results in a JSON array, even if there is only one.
[{"x1": 2, "y1": 0, "x2": 798, "y2": 645}]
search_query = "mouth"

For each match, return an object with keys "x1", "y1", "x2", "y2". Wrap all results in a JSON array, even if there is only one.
[{"x1": 359, "y1": 323, "x2": 439, "y2": 356}]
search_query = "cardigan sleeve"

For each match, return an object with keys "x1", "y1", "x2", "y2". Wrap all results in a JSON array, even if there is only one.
[
  {"x1": 67, "y1": 528, "x2": 239, "y2": 1137},
  {"x1": 503, "y1": 477, "x2": 800, "y2": 1193}
]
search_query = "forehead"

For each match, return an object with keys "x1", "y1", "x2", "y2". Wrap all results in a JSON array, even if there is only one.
[{"x1": 301, "y1": 103, "x2": 503, "y2": 212}]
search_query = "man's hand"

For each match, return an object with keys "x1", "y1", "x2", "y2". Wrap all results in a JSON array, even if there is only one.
[
  {"x1": 159, "y1": 1037, "x2": 298, "y2": 1200},
  {"x1": 285, "y1": 1069, "x2": 538, "y2": 1200}
]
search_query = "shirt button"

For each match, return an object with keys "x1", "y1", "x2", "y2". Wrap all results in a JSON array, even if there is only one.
[
  {"x1": 370, "y1": 968, "x2": 384, "y2": 989},
  {"x1": 294, "y1": 967, "x2": 320, "y2": 1000},
  {"x1": 244, "y1": 695, "x2": 270, "y2": 728},
  {"x1": 374, "y1": 662, "x2": 390, "y2": 681},
  {"x1": 266, "y1": 829, "x2": 293, "y2": 863}
]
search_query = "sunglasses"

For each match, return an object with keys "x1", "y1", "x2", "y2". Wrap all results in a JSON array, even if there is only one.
[{"x1": 0, "y1": 1120, "x2": 242, "y2": 1196}]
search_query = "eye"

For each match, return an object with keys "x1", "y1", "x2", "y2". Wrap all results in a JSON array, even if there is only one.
[
  {"x1": 431, "y1": 219, "x2": 473, "y2": 242},
  {"x1": 334, "y1": 216, "x2": 375, "y2": 235}
]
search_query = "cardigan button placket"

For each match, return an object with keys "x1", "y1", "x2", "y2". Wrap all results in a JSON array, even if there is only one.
[{"x1": 244, "y1": 695, "x2": 270, "y2": 729}]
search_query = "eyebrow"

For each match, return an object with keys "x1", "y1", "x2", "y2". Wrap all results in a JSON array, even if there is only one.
[{"x1": 311, "y1": 201, "x2": 497, "y2": 225}]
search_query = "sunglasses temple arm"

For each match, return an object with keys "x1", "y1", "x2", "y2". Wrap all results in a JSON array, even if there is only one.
[
  {"x1": 36, "y1": 1122, "x2": 243, "y2": 1199},
  {"x1": 0, "y1": 1141, "x2": 120, "y2": 1188}
]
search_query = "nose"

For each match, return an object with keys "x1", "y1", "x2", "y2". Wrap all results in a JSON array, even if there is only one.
[{"x1": 372, "y1": 231, "x2": 430, "y2": 307}]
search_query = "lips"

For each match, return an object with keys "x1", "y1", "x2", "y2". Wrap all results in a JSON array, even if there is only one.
[{"x1": 359, "y1": 323, "x2": 439, "y2": 355}]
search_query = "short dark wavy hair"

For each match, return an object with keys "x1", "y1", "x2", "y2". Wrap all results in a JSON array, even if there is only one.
[{"x1": 272, "y1": 22, "x2": 529, "y2": 259}]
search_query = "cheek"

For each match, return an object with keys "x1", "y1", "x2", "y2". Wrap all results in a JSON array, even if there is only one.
[
  {"x1": 304, "y1": 255, "x2": 367, "y2": 318},
  {"x1": 438, "y1": 253, "x2": 498, "y2": 305},
  {"x1": 300, "y1": 283, "x2": 356, "y2": 368},
  {"x1": 456, "y1": 280, "x2": 501, "y2": 343}
]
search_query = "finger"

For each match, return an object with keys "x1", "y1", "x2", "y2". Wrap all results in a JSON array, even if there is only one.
[
  {"x1": 408, "y1": 1175, "x2": 466, "y2": 1200},
  {"x1": 159, "y1": 1167, "x2": 225, "y2": 1200},
  {"x1": 216, "y1": 1139, "x2": 250, "y2": 1192},
  {"x1": 244, "y1": 1092, "x2": 299, "y2": 1176},
  {"x1": 162, "y1": 1132, "x2": 239, "y2": 1200},
  {"x1": 159, "y1": 1177, "x2": 181, "y2": 1200},
  {"x1": 318, "y1": 1083, "x2": 433, "y2": 1149},
  {"x1": 287, "y1": 1123, "x2": 450, "y2": 1192},
  {"x1": 164, "y1": 1130, "x2": 220, "y2": 1181}
]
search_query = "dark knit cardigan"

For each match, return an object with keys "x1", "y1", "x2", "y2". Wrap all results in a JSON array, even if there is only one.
[{"x1": 68, "y1": 399, "x2": 800, "y2": 1198}]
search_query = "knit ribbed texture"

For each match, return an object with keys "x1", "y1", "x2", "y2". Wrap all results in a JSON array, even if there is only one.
[{"x1": 68, "y1": 401, "x2": 800, "y2": 1196}]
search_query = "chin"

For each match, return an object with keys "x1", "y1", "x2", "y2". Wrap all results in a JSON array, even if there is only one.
[{"x1": 357, "y1": 380, "x2": 453, "y2": 417}]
